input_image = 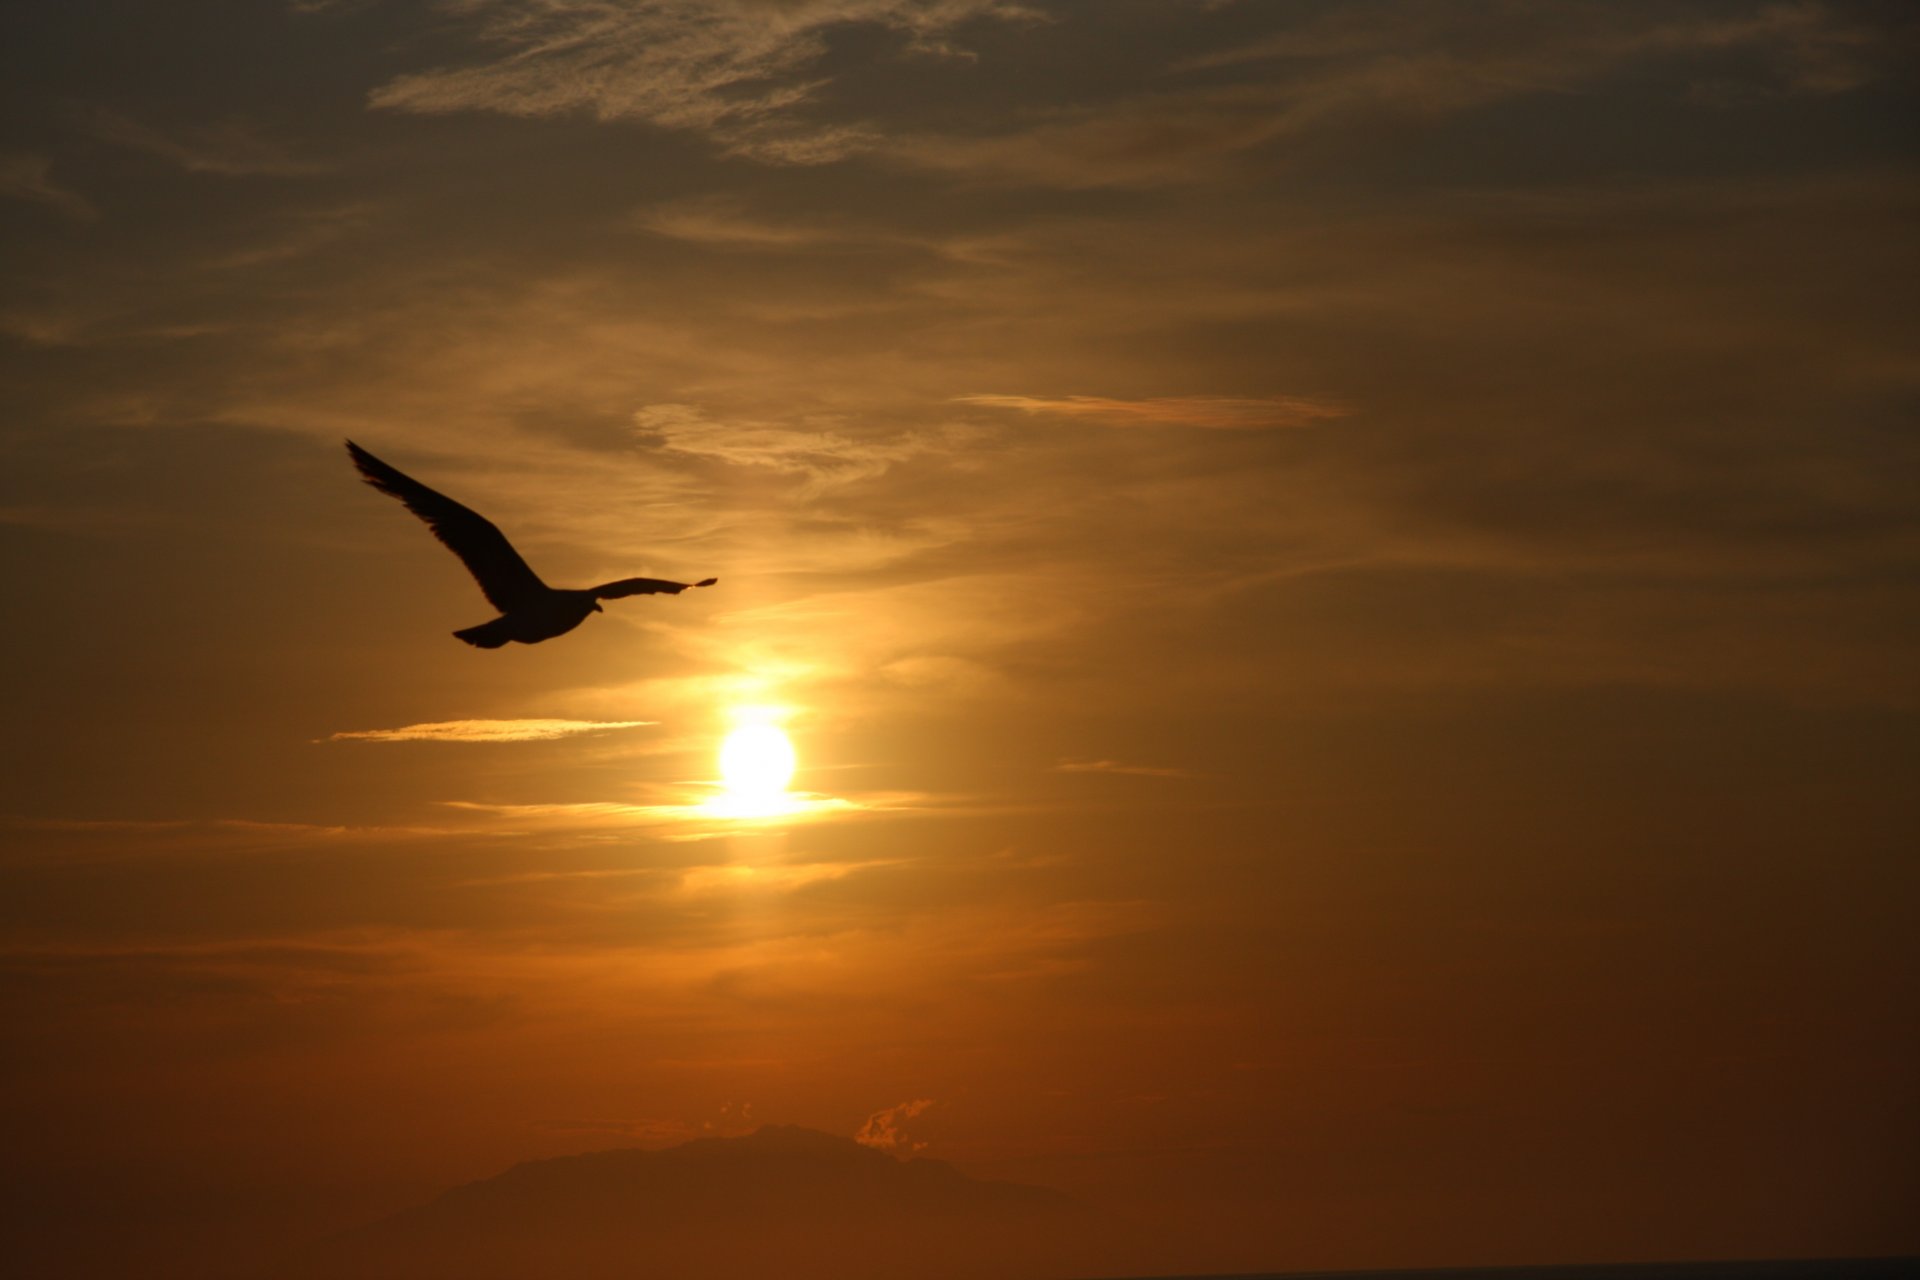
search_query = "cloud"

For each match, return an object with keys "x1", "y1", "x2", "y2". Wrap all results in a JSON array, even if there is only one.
[
  {"x1": 635, "y1": 402, "x2": 973, "y2": 492},
  {"x1": 1205, "y1": 0, "x2": 1892, "y2": 110},
  {"x1": 630, "y1": 196, "x2": 895, "y2": 250},
  {"x1": 0, "y1": 151, "x2": 96, "y2": 220},
  {"x1": 892, "y1": 2, "x2": 1893, "y2": 187},
  {"x1": 439, "y1": 793, "x2": 874, "y2": 839},
  {"x1": 0, "y1": 816, "x2": 465, "y2": 867},
  {"x1": 359, "y1": 1, "x2": 1883, "y2": 191},
  {"x1": 367, "y1": 0, "x2": 1038, "y2": 163},
  {"x1": 855, "y1": 1097, "x2": 934, "y2": 1151},
  {"x1": 958, "y1": 394, "x2": 1348, "y2": 430},
  {"x1": 208, "y1": 202, "x2": 378, "y2": 269},
  {"x1": 327, "y1": 718, "x2": 657, "y2": 743},
  {"x1": 1053, "y1": 759, "x2": 1190, "y2": 779},
  {"x1": 678, "y1": 858, "x2": 895, "y2": 895},
  {"x1": 888, "y1": 83, "x2": 1306, "y2": 188},
  {"x1": 83, "y1": 107, "x2": 324, "y2": 176},
  {"x1": 632, "y1": 197, "x2": 842, "y2": 249}
]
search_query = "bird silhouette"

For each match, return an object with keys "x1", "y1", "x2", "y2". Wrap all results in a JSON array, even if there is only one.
[{"x1": 347, "y1": 440, "x2": 715, "y2": 648}]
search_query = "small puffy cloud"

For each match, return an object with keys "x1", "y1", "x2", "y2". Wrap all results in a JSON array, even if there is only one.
[
  {"x1": 327, "y1": 718, "x2": 656, "y2": 743},
  {"x1": 959, "y1": 394, "x2": 1348, "y2": 430},
  {"x1": 855, "y1": 1098, "x2": 934, "y2": 1152}
]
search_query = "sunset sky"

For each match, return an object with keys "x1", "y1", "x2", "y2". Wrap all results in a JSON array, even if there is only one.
[{"x1": 3, "y1": 1, "x2": 1916, "y2": 1275}]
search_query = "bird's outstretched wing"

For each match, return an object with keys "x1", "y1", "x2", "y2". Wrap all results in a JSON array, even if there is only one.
[
  {"x1": 592, "y1": 576, "x2": 718, "y2": 599},
  {"x1": 346, "y1": 440, "x2": 550, "y2": 614}
]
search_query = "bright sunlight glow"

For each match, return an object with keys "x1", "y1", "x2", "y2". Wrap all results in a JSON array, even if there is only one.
[
  {"x1": 713, "y1": 723, "x2": 798, "y2": 818},
  {"x1": 720, "y1": 725, "x2": 796, "y2": 797}
]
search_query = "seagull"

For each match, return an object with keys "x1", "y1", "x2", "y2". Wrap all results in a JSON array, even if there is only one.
[{"x1": 346, "y1": 440, "x2": 715, "y2": 648}]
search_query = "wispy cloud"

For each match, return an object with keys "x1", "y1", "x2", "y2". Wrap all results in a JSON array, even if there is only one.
[
  {"x1": 959, "y1": 394, "x2": 1348, "y2": 430},
  {"x1": 209, "y1": 202, "x2": 378, "y2": 269},
  {"x1": 894, "y1": 2, "x2": 1892, "y2": 187},
  {"x1": 631, "y1": 196, "x2": 847, "y2": 249},
  {"x1": 0, "y1": 816, "x2": 463, "y2": 866},
  {"x1": 0, "y1": 152, "x2": 95, "y2": 220},
  {"x1": 367, "y1": 0, "x2": 1038, "y2": 163},
  {"x1": 635, "y1": 402, "x2": 974, "y2": 492},
  {"x1": 83, "y1": 107, "x2": 324, "y2": 176},
  {"x1": 328, "y1": 718, "x2": 657, "y2": 743},
  {"x1": 1170, "y1": 1, "x2": 1875, "y2": 82},
  {"x1": 440, "y1": 793, "x2": 873, "y2": 838},
  {"x1": 678, "y1": 858, "x2": 895, "y2": 895}
]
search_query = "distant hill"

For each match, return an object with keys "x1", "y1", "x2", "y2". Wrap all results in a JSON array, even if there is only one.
[{"x1": 296, "y1": 1125, "x2": 1095, "y2": 1279}]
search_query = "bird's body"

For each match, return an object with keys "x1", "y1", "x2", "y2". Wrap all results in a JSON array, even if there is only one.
[
  {"x1": 346, "y1": 440, "x2": 714, "y2": 648},
  {"x1": 451, "y1": 589, "x2": 602, "y2": 649}
]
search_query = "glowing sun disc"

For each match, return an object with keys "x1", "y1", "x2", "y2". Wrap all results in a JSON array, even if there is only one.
[{"x1": 719, "y1": 724, "x2": 796, "y2": 803}]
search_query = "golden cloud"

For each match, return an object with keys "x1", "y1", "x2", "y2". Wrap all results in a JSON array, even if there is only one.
[{"x1": 328, "y1": 718, "x2": 657, "y2": 743}]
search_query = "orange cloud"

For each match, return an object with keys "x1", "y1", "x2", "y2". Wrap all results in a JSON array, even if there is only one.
[
  {"x1": 855, "y1": 1098, "x2": 935, "y2": 1152},
  {"x1": 327, "y1": 719, "x2": 656, "y2": 743}
]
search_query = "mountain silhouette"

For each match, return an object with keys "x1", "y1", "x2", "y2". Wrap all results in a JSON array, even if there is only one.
[{"x1": 301, "y1": 1125, "x2": 1093, "y2": 1279}]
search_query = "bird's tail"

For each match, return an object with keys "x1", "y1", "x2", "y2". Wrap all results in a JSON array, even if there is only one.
[{"x1": 453, "y1": 617, "x2": 514, "y2": 649}]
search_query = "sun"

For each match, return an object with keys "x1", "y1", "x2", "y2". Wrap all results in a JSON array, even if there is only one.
[
  {"x1": 709, "y1": 714, "x2": 798, "y2": 819},
  {"x1": 720, "y1": 724, "x2": 796, "y2": 798}
]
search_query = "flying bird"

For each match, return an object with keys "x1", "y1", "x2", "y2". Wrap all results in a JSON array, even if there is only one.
[{"x1": 346, "y1": 440, "x2": 715, "y2": 648}]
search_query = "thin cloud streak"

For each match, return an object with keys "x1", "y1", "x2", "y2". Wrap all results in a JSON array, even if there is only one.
[
  {"x1": 328, "y1": 718, "x2": 659, "y2": 743},
  {"x1": 631, "y1": 197, "x2": 849, "y2": 248},
  {"x1": 959, "y1": 394, "x2": 1349, "y2": 430},
  {"x1": 83, "y1": 106, "x2": 326, "y2": 176},
  {"x1": 1053, "y1": 759, "x2": 1191, "y2": 779}
]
